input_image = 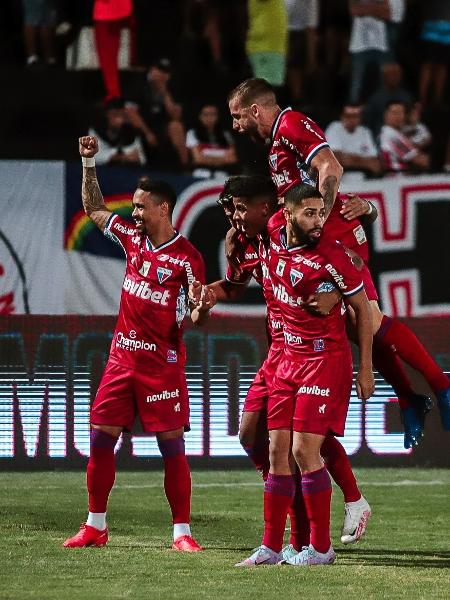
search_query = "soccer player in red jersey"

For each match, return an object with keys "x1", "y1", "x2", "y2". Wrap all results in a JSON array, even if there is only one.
[
  {"x1": 228, "y1": 78, "x2": 450, "y2": 443},
  {"x1": 236, "y1": 183, "x2": 375, "y2": 567},
  {"x1": 197, "y1": 176, "x2": 371, "y2": 558},
  {"x1": 63, "y1": 136, "x2": 215, "y2": 551}
]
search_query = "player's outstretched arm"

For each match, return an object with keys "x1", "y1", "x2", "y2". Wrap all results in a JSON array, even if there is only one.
[
  {"x1": 346, "y1": 289, "x2": 375, "y2": 400},
  {"x1": 310, "y1": 147, "x2": 343, "y2": 218},
  {"x1": 79, "y1": 136, "x2": 112, "y2": 232}
]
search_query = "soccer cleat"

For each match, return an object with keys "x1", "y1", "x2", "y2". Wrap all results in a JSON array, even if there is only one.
[
  {"x1": 402, "y1": 394, "x2": 433, "y2": 449},
  {"x1": 340, "y1": 495, "x2": 371, "y2": 544},
  {"x1": 63, "y1": 523, "x2": 108, "y2": 548},
  {"x1": 284, "y1": 544, "x2": 336, "y2": 566},
  {"x1": 172, "y1": 535, "x2": 203, "y2": 552},
  {"x1": 235, "y1": 545, "x2": 280, "y2": 567},
  {"x1": 280, "y1": 544, "x2": 300, "y2": 562},
  {"x1": 436, "y1": 387, "x2": 450, "y2": 430}
]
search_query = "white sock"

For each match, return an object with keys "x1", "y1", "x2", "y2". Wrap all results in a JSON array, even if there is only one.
[
  {"x1": 87, "y1": 512, "x2": 106, "y2": 530},
  {"x1": 173, "y1": 523, "x2": 191, "y2": 540}
]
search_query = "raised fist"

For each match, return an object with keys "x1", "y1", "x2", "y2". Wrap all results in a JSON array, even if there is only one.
[{"x1": 79, "y1": 136, "x2": 99, "y2": 158}]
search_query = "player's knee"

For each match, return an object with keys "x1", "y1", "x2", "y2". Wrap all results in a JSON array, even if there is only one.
[{"x1": 90, "y1": 424, "x2": 122, "y2": 438}]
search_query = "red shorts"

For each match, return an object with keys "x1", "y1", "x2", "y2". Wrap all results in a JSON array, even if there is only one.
[
  {"x1": 362, "y1": 264, "x2": 378, "y2": 302},
  {"x1": 244, "y1": 344, "x2": 283, "y2": 412},
  {"x1": 91, "y1": 360, "x2": 190, "y2": 433},
  {"x1": 268, "y1": 350, "x2": 353, "y2": 436}
]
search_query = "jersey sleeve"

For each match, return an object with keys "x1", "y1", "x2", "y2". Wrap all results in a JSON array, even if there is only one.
[
  {"x1": 323, "y1": 242, "x2": 364, "y2": 297},
  {"x1": 282, "y1": 111, "x2": 329, "y2": 166},
  {"x1": 185, "y1": 246, "x2": 206, "y2": 287},
  {"x1": 104, "y1": 214, "x2": 136, "y2": 255}
]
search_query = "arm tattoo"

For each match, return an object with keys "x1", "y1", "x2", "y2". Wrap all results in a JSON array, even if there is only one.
[
  {"x1": 82, "y1": 166, "x2": 111, "y2": 231},
  {"x1": 320, "y1": 175, "x2": 338, "y2": 217}
]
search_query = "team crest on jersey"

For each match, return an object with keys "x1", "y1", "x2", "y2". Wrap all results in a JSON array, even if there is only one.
[
  {"x1": 276, "y1": 259, "x2": 286, "y2": 276},
  {"x1": 269, "y1": 153, "x2": 278, "y2": 170},
  {"x1": 139, "y1": 261, "x2": 151, "y2": 277},
  {"x1": 290, "y1": 268, "x2": 303, "y2": 286},
  {"x1": 157, "y1": 266, "x2": 172, "y2": 284}
]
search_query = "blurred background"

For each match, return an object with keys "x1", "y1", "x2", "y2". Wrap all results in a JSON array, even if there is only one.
[{"x1": 0, "y1": 0, "x2": 449, "y2": 468}]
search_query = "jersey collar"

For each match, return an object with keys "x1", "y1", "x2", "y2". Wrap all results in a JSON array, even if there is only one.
[
  {"x1": 145, "y1": 231, "x2": 180, "y2": 252},
  {"x1": 270, "y1": 107, "x2": 292, "y2": 142}
]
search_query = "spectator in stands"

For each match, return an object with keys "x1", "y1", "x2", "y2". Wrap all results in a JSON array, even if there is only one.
[
  {"x1": 386, "y1": 0, "x2": 405, "y2": 60},
  {"x1": 379, "y1": 101, "x2": 429, "y2": 173},
  {"x1": 284, "y1": 0, "x2": 319, "y2": 104},
  {"x1": 325, "y1": 103, "x2": 382, "y2": 177},
  {"x1": 348, "y1": 0, "x2": 391, "y2": 103},
  {"x1": 418, "y1": 1, "x2": 450, "y2": 108},
  {"x1": 186, "y1": 104, "x2": 238, "y2": 179},
  {"x1": 402, "y1": 102, "x2": 432, "y2": 151},
  {"x1": 246, "y1": 0, "x2": 288, "y2": 89},
  {"x1": 125, "y1": 58, "x2": 188, "y2": 170},
  {"x1": 22, "y1": 0, "x2": 57, "y2": 67},
  {"x1": 363, "y1": 62, "x2": 413, "y2": 136},
  {"x1": 93, "y1": 0, "x2": 135, "y2": 103},
  {"x1": 89, "y1": 98, "x2": 145, "y2": 167}
]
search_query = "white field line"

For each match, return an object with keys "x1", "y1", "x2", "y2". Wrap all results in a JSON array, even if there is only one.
[{"x1": 10, "y1": 479, "x2": 448, "y2": 490}]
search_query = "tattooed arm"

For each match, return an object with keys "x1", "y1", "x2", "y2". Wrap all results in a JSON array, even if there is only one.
[
  {"x1": 79, "y1": 136, "x2": 112, "y2": 232},
  {"x1": 310, "y1": 146, "x2": 343, "y2": 219}
]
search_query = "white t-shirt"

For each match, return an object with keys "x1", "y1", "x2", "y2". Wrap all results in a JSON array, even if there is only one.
[
  {"x1": 284, "y1": 0, "x2": 319, "y2": 31},
  {"x1": 325, "y1": 121, "x2": 378, "y2": 158},
  {"x1": 349, "y1": 2, "x2": 388, "y2": 53},
  {"x1": 186, "y1": 129, "x2": 234, "y2": 158},
  {"x1": 389, "y1": 0, "x2": 405, "y2": 24},
  {"x1": 403, "y1": 122, "x2": 431, "y2": 147}
]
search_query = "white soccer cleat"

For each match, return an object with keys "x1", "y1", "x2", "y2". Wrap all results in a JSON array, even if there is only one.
[
  {"x1": 280, "y1": 543, "x2": 300, "y2": 562},
  {"x1": 341, "y1": 495, "x2": 372, "y2": 544},
  {"x1": 284, "y1": 544, "x2": 336, "y2": 566},
  {"x1": 235, "y1": 545, "x2": 280, "y2": 567}
]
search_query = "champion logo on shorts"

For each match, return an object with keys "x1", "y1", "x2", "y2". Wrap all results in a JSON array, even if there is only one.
[
  {"x1": 174, "y1": 402, "x2": 181, "y2": 412},
  {"x1": 319, "y1": 403, "x2": 326, "y2": 414},
  {"x1": 167, "y1": 349, "x2": 177, "y2": 363}
]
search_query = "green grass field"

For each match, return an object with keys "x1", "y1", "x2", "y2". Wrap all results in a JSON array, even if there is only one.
[{"x1": 1, "y1": 468, "x2": 449, "y2": 600}]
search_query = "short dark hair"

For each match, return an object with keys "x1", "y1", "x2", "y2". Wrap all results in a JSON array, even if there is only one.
[
  {"x1": 384, "y1": 99, "x2": 407, "y2": 112},
  {"x1": 228, "y1": 78, "x2": 276, "y2": 107},
  {"x1": 223, "y1": 175, "x2": 278, "y2": 209},
  {"x1": 137, "y1": 177, "x2": 177, "y2": 215},
  {"x1": 284, "y1": 183, "x2": 323, "y2": 208}
]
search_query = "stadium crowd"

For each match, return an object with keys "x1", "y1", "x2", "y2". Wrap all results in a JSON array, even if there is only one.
[{"x1": 1, "y1": 0, "x2": 449, "y2": 174}]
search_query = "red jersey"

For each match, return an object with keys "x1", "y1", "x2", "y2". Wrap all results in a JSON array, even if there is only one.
[
  {"x1": 225, "y1": 231, "x2": 283, "y2": 345},
  {"x1": 268, "y1": 107, "x2": 329, "y2": 196},
  {"x1": 269, "y1": 226, "x2": 363, "y2": 359},
  {"x1": 269, "y1": 110, "x2": 369, "y2": 262},
  {"x1": 104, "y1": 214, "x2": 205, "y2": 369},
  {"x1": 322, "y1": 194, "x2": 369, "y2": 263},
  {"x1": 225, "y1": 232, "x2": 262, "y2": 286}
]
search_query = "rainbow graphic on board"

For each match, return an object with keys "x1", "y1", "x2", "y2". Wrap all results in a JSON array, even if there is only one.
[{"x1": 64, "y1": 194, "x2": 133, "y2": 251}]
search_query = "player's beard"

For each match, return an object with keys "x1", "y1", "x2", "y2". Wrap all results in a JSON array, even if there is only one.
[{"x1": 291, "y1": 219, "x2": 322, "y2": 247}]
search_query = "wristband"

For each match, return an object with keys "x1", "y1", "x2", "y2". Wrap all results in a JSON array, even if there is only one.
[
  {"x1": 82, "y1": 157, "x2": 95, "y2": 167},
  {"x1": 366, "y1": 201, "x2": 373, "y2": 215}
]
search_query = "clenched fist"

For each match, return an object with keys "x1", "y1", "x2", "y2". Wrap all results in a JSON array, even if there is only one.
[{"x1": 79, "y1": 136, "x2": 99, "y2": 158}]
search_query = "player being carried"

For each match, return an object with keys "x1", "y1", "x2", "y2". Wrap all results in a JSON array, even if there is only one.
[
  {"x1": 235, "y1": 183, "x2": 375, "y2": 567},
  {"x1": 228, "y1": 77, "x2": 450, "y2": 445},
  {"x1": 64, "y1": 136, "x2": 216, "y2": 551}
]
